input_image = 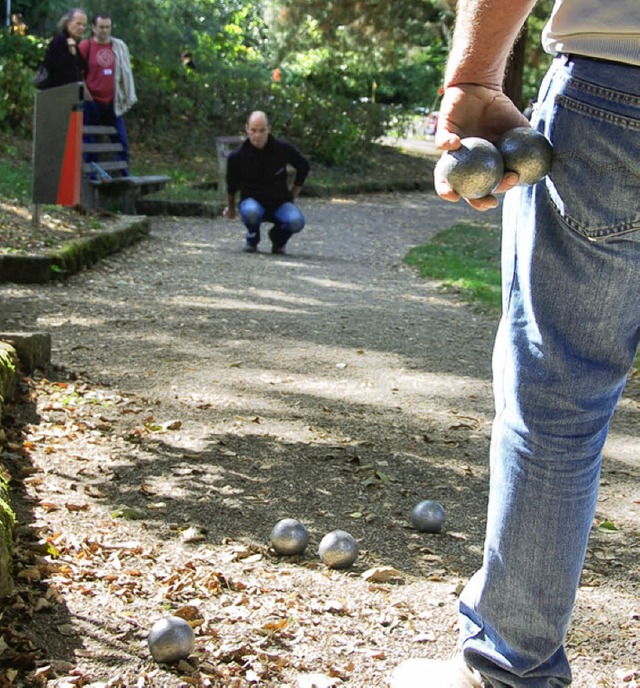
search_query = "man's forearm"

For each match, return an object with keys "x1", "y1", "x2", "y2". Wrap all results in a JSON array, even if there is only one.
[{"x1": 445, "y1": 0, "x2": 537, "y2": 90}]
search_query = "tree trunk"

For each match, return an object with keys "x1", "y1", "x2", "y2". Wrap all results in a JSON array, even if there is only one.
[{"x1": 503, "y1": 25, "x2": 527, "y2": 110}]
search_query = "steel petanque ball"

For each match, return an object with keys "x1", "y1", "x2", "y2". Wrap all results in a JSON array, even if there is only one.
[
  {"x1": 270, "y1": 518, "x2": 309, "y2": 555},
  {"x1": 147, "y1": 615, "x2": 195, "y2": 663},
  {"x1": 411, "y1": 500, "x2": 445, "y2": 533},
  {"x1": 497, "y1": 127, "x2": 553, "y2": 185},
  {"x1": 318, "y1": 529, "x2": 359, "y2": 569},
  {"x1": 435, "y1": 137, "x2": 504, "y2": 199}
]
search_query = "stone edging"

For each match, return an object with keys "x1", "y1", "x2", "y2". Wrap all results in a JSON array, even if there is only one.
[
  {"x1": 135, "y1": 179, "x2": 435, "y2": 216},
  {"x1": 0, "y1": 216, "x2": 150, "y2": 285}
]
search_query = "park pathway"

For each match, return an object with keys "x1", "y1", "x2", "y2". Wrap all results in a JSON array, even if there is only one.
[{"x1": 1, "y1": 192, "x2": 638, "y2": 687}]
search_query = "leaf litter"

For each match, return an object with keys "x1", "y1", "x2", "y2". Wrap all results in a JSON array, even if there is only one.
[{"x1": 1, "y1": 205, "x2": 639, "y2": 687}]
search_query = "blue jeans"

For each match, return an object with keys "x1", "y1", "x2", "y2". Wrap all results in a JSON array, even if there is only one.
[
  {"x1": 83, "y1": 99, "x2": 130, "y2": 171},
  {"x1": 460, "y1": 56, "x2": 640, "y2": 686},
  {"x1": 238, "y1": 198, "x2": 305, "y2": 248}
]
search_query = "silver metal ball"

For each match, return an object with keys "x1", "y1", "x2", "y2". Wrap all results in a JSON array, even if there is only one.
[
  {"x1": 436, "y1": 137, "x2": 504, "y2": 199},
  {"x1": 497, "y1": 127, "x2": 552, "y2": 185},
  {"x1": 270, "y1": 518, "x2": 309, "y2": 555},
  {"x1": 318, "y1": 529, "x2": 358, "y2": 569},
  {"x1": 411, "y1": 500, "x2": 445, "y2": 533},
  {"x1": 147, "y1": 615, "x2": 195, "y2": 663}
]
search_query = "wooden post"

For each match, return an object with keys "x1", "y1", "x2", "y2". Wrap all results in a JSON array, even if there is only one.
[
  {"x1": 31, "y1": 203, "x2": 41, "y2": 227},
  {"x1": 215, "y1": 136, "x2": 244, "y2": 200}
]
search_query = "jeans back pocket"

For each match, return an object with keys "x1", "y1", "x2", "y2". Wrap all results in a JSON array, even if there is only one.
[{"x1": 545, "y1": 77, "x2": 640, "y2": 240}]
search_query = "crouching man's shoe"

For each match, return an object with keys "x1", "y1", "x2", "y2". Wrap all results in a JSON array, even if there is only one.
[{"x1": 390, "y1": 657, "x2": 485, "y2": 688}]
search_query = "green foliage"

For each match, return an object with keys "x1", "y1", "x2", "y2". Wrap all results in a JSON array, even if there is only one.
[
  {"x1": 79, "y1": 0, "x2": 267, "y2": 73},
  {"x1": 0, "y1": 0, "x2": 558, "y2": 166},
  {"x1": 405, "y1": 222, "x2": 502, "y2": 313},
  {"x1": 269, "y1": 1, "x2": 453, "y2": 109},
  {"x1": 129, "y1": 59, "x2": 271, "y2": 144},
  {"x1": 269, "y1": 82, "x2": 390, "y2": 165},
  {"x1": 271, "y1": 0, "x2": 454, "y2": 60},
  {"x1": 522, "y1": 0, "x2": 554, "y2": 105},
  {"x1": 11, "y1": 0, "x2": 70, "y2": 35},
  {"x1": 0, "y1": 153, "x2": 31, "y2": 203},
  {"x1": 129, "y1": 54, "x2": 395, "y2": 166},
  {"x1": 0, "y1": 32, "x2": 45, "y2": 135},
  {"x1": 373, "y1": 42, "x2": 448, "y2": 107}
]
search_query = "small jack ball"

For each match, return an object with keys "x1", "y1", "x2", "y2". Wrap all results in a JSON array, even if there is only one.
[
  {"x1": 318, "y1": 529, "x2": 358, "y2": 569},
  {"x1": 270, "y1": 518, "x2": 309, "y2": 555},
  {"x1": 147, "y1": 615, "x2": 195, "y2": 664},
  {"x1": 411, "y1": 500, "x2": 445, "y2": 533}
]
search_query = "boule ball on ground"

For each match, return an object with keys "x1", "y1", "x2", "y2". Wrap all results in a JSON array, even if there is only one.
[
  {"x1": 270, "y1": 518, "x2": 310, "y2": 556},
  {"x1": 435, "y1": 137, "x2": 504, "y2": 200},
  {"x1": 318, "y1": 529, "x2": 359, "y2": 569},
  {"x1": 147, "y1": 615, "x2": 195, "y2": 664},
  {"x1": 411, "y1": 499, "x2": 446, "y2": 533},
  {"x1": 498, "y1": 126, "x2": 553, "y2": 185}
]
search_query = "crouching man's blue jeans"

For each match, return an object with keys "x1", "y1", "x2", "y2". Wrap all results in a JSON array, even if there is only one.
[
  {"x1": 460, "y1": 55, "x2": 640, "y2": 686},
  {"x1": 239, "y1": 198, "x2": 305, "y2": 249}
]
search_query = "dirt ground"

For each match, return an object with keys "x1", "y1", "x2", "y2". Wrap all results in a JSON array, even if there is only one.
[{"x1": 0, "y1": 192, "x2": 638, "y2": 687}]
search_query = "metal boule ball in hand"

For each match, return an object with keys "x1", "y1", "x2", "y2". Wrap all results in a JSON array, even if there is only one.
[
  {"x1": 318, "y1": 529, "x2": 358, "y2": 569},
  {"x1": 435, "y1": 137, "x2": 504, "y2": 199},
  {"x1": 147, "y1": 615, "x2": 195, "y2": 663},
  {"x1": 497, "y1": 127, "x2": 553, "y2": 185},
  {"x1": 270, "y1": 518, "x2": 309, "y2": 555},
  {"x1": 411, "y1": 500, "x2": 445, "y2": 533}
]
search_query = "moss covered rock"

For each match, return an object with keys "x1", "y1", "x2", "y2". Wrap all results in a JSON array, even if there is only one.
[
  {"x1": 0, "y1": 341, "x2": 18, "y2": 597},
  {"x1": 0, "y1": 472, "x2": 15, "y2": 596}
]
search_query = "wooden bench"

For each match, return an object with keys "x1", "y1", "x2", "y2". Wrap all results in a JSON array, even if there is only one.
[{"x1": 81, "y1": 125, "x2": 171, "y2": 213}]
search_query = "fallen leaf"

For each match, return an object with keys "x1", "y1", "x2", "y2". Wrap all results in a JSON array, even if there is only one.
[
  {"x1": 297, "y1": 673, "x2": 340, "y2": 688},
  {"x1": 260, "y1": 618, "x2": 289, "y2": 634},
  {"x1": 361, "y1": 566, "x2": 403, "y2": 583},
  {"x1": 181, "y1": 526, "x2": 207, "y2": 543}
]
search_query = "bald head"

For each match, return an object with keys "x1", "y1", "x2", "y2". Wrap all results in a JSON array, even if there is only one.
[
  {"x1": 248, "y1": 110, "x2": 269, "y2": 127},
  {"x1": 246, "y1": 111, "x2": 271, "y2": 149}
]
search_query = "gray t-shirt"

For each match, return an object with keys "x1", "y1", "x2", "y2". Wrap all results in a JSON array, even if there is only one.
[{"x1": 542, "y1": 0, "x2": 640, "y2": 66}]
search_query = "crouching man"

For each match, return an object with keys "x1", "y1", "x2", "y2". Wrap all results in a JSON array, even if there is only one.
[{"x1": 224, "y1": 110, "x2": 310, "y2": 254}]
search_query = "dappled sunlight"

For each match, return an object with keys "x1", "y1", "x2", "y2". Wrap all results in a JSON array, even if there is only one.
[
  {"x1": 167, "y1": 294, "x2": 314, "y2": 314},
  {"x1": 238, "y1": 287, "x2": 329, "y2": 306},
  {"x1": 37, "y1": 313, "x2": 108, "y2": 328},
  {"x1": 226, "y1": 366, "x2": 487, "y2": 410},
  {"x1": 294, "y1": 275, "x2": 366, "y2": 291},
  {"x1": 158, "y1": 334, "x2": 493, "y2": 426},
  {"x1": 330, "y1": 198, "x2": 358, "y2": 205},
  {"x1": 172, "y1": 240, "x2": 219, "y2": 250},
  {"x1": 201, "y1": 283, "x2": 328, "y2": 306},
  {"x1": 603, "y1": 431, "x2": 640, "y2": 470}
]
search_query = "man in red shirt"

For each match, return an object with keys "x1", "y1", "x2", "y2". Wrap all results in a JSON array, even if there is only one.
[{"x1": 80, "y1": 14, "x2": 137, "y2": 174}]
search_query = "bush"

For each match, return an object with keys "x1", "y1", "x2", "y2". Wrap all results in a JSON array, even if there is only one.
[
  {"x1": 129, "y1": 60, "x2": 395, "y2": 166},
  {"x1": 0, "y1": 30, "x2": 405, "y2": 168},
  {"x1": 0, "y1": 32, "x2": 45, "y2": 136}
]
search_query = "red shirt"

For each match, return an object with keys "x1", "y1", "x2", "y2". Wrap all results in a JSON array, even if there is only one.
[{"x1": 79, "y1": 38, "x2": 115, "y2": 104}]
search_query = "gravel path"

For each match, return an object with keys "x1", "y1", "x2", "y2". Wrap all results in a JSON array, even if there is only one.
[{"x1": 1, "y1": 192, "x2": 638, "y2": 687}]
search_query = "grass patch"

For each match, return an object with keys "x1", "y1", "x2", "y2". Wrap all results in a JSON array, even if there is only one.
[
  {"x1": 0, "y1": 157, "x2": 31, "y2": 204},
  {"x1": 405, "y1": 221, "x2": 502, "y2": 313}
]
